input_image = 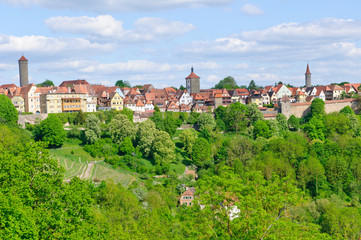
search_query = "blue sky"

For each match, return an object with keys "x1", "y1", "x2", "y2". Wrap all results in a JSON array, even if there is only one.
[{"x1": 1, "y1": 0, "x2": 361, "y2": 89}]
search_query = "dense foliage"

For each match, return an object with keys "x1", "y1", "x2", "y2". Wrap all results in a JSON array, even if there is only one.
[
  {"x1": 4, "y1": 100, "x2": 361, "y2": 239},
  {"x1": 0, "y1": 94, "x2": 18, "y2": 124}
]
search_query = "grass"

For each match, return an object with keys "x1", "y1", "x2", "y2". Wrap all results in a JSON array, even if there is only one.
[{"x1": 51, "y1": 138, "x2": 136, "y2": 185}]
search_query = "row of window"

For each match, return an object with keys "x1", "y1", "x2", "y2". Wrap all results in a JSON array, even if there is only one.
[
  {"x1": 63, "y1": 105, "x2": 81, "y2": 108},
  {"x1": 183, "y1": 196, "x2": 192, "y2": 199}
]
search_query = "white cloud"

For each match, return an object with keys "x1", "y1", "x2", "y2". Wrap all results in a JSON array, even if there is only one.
[
  {"x1": 45, "y1": 15, "x2": 195, "y2": 42},
  {"x1": 241, "y1": 4, "x2": 264, "y2": 16},
  {"x1": 206, "y1": 74, "x2": 220, "y2": 83},
  {"x1": 0, "y1": 33, "x2": 114, "y2": 57},
  {"x1": 1, "y1": 0, "x2": 233, "y2": 12}
]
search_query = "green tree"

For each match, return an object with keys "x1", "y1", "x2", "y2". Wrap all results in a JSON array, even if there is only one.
[
  {"x1": 224, "y1": 102, "x2": 249, "y2": 132},
  {"x1": 276, "y1": 113, "x2": 288, "y2": 133},
  {"x1": 74, "y1": 109, "x2": 86, "y2": 125},
  {"x1": 214, "y1": 76, "x2": 238, "y2": 89},
  {"x1": 288, "y1": 115, "x2": 300, "y2": 131},
  {"x1": 253, "y1": 120, "x2": 272, "y2": 139},
  {"x1": 152, "y1": 130, "x2": 175, "y2": 169},
  {"x1": 120, "y1": 137, "x2": 135, "y2": 155},
  {"x1": 34, "y1": 114, "x2": 66, "y2": 148},
  {"x1": 179, "y1": 128, "x2": 198, "y2": 157},
  {"x1": 136, "y1": 120, "x2": 157, "y2": 158},
  {"x1": 179, "y1": 85, "x2": 186, "y2": 90},
  {"x1": 303, "y1": 117, "x2": 325, "y2": 141},
  {"x1": 310, "y1": 98, "x2": 326, "y2": 119},
  {"x1": 115, "y1": 80, "x2": 131, "y2": 88},
  {"x1": 247, "y1": 80, "x2": 257, "y2": 90},
  {"x1": 196, "y1": 113, "x2": 216, "y2": 132},
  {"x1": 121, "y1": 108, "x2": 134, "y2": 122},
  {"x1": 340, "y1": 105, "x2": 354, "y2": 115},
  {"x1": 36, "y1": 79, "x2": 54, "y2": 87},
  {"x1": 0, "y1": 94, "x2": 18, "y2": 125},
  {"x1": 108, "y1": 114, "x2": 136, "y2": 144},
  {"x1": 247, "y1": 103, "x2": 264, "y2": 125},
  {"x1": 191, "y1": 137, "x2": 211, "y2": 169},
  {"x1": 84, "y1": 114, "x2": 101, "y2": 144}
]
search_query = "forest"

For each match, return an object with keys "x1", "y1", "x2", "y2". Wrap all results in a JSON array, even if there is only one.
[{"x1": 1, "y1": 93, "x2": 361, "y2": 239}]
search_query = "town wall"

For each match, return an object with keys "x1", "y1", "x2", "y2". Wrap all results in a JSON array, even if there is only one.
[
  {"x1": 18, "y1": 113, "x2": 48, "y2": 128},
  {"x1": 281, "y1": 99, "x2": 358, "y2": 118}
]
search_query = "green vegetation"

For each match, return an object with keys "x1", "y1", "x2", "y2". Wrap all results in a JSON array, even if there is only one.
[
  {"x1": 3, "y1": 99, "x2": 361, "y2": 239},
  {"x1": 0, "y1": 94, "x2": 18, "y2": 124}
]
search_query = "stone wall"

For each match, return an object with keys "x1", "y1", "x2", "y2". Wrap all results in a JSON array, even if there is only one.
[
  {"x1": 281, "y1": 99, "x2": 358, "y2": 118},
  {"x1": 18, "y1": 113, "x2": 48, "y2": 128}
]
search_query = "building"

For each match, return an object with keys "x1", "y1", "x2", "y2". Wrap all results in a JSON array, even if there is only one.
[
  {"x1": 179, "y1": 187, "x2": 196, "y2": 206},
  {"x1": 185, "y1": 67, "x2": 200, "y2": 94},
  {"x1": 19, "y1": 55, "x2": 28, "y2": 87},
  {"x1": 305, "y1": 64, "x2": 311, "y2": 88}
]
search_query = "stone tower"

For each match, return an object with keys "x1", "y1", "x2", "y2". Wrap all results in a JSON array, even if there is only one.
[
  {"x1": 19, "y1": 55, "x2": 29, "y2": 87},
  {"x1": 185, "y1": 67, "x2": 200, "y2": 94},
  {"x1": 305, "y1": 63, "x2": 311, "y2": 88}
]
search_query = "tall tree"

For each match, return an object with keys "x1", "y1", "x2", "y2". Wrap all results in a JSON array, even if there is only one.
[
  {"x1": 84, "y1": 114, "x2": 101, "y2": 144},
  {"x1": 224, "y1": 102, "x2": 249, "y2": 132},
  {"x1": 196, "y1": 113, "x2": 216, "y2": 132},
  {"x1": 36, "y1": 79, "x2": 54, "y2": 87},
  {"x1": 136, "y1": 120, "x2": 157, "y2": 158},
  {"x1": 247, "y1": 80, "x2": 257, "y2": 90},
  {"x1": 192, "y1": 137, "x2": 211, "y2": 169}
]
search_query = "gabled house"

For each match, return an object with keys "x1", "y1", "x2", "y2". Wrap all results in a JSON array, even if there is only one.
[
  {"x1": 327, "y1": 84, "x2": 345, "y2": 100},
  {"x1": 166, "y1": 101, "x2": 180, "y2": 112},
  {"x1": 179, "y1": 187, "x2": 196, "y2": 207},
  {"x1": 109, "y1": 92, "x2": 123, "y2": 111},
  {"x1": 175, "y1": 89, "x2": 193, "y2": 106},
  {"x1": 144, "y1": 101, "x2": 154, "y2": 112}
]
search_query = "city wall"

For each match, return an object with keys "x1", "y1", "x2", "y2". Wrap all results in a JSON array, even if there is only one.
[
  {"x1": 282, "y1": 99, "x2": 358, "y2": 118},
  {"x1": 18, "y1": 113, "x2": 48, "y2": 128}
]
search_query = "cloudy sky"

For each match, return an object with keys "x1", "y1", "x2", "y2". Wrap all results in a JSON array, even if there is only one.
[{"x1": 1, "y1": 0, "x2": 361, "y2": 88}]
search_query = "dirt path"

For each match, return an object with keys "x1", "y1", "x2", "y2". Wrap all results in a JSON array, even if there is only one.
[{"x1": 79, "y1": 162, "x2": 95, "y2": 179}]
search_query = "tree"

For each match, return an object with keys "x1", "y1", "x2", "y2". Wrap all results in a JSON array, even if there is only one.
[
  {"x1": 115, "y1": 80, "x2": 130, "y2": 88},
  {"x1": 179, "y1": 85, "x2": 186, "y2": 90},
  {"x1": 121, "y1": 108, "x2": 134, "y2": 122},
  {"x1": 196, "y1": 113, "x2": 216, "y2": 132},
  {"x1": 179, "y1": 129, "x2": 198, "y2": 157},
  {"x1": 136, "y1": 120, "x2": 157, "y2": 158},
  {"x1": 120, "y1": 137, "x2": 135, "y2": 155},
  {"x1": 310, "y1": 98, "x2": 326, "y2": 119},
  {"x1": 253, "y1": 120, "x2": 272, "y2": 139},
  {"x1": 164, "y1": 115, "x2": 178, "y2": 136},
  {"x1": 36, "y1": 79, "x2": 54, "y2": 87},
  {"x1": 108, "y1": 114, "x2": 136, "y2": 145},
  {"x1": 276, "y1": 113, "x2": 288, "y2": 133},
  {"x1": 191, "y1": 138, "x2": 210, "y2": 169},
  {"x1": 152, "y1": 131, "x2": 175, "y2": 170},
  {"x1": 224, "y1": 102, "x2": 249, "y2": 132},
  {"x1": 84, "y1": 114, "x2": 101, "y2": 144},
  {"x1": 247, "y1": 103, "x2": 264, "y2": 125},
  {"x1": 214, "y1": 76, "x2": 238, "y2": 89},
  {"x1": 34, "y1": 114, "x2": 66, "y2": 148},
  {"x1": 0, "y1": 94, "x2": 18, "y2": 125},
  {"x1": 288, "y1": 115, "x2": 300, "y2": 131},
  {"x1": 74, "y1": 109, "x2": 86, "y2": 125},
  {"x1": 303, "y1": 117, "x2": 325, "y2": 141},
  {"x1": 340, "y1": 106, "x2": 354, "y2": 115},
  {"x1": 248, "y1": 80, "x2": 257, "y2": 90}
]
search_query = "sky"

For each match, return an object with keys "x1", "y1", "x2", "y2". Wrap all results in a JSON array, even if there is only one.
[{"x1": 1, "y1": 0, "x2": 361, "y2": 89}]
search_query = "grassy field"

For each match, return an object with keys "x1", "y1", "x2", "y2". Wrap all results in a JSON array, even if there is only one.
[{"x1": 51, "y1": 138, "x2": 136, "y2": 185}]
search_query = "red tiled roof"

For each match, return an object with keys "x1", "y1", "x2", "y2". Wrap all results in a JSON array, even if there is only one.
[
  {"x1": 186, "y1": 72, "x2": 200, "y2": 79},
  {"x1": 306, "y1": 64, "x2": 311, "y2": 74},
  {"x1": 19, "y1": 55, "x2": 28, "y2": 61}
]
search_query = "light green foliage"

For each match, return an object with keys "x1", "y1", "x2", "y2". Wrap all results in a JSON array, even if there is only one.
[
  {"x1": 276, "y1": 113, "x2": 288, "y2": 132},
  {"x1": 84, "y1": 114, "x2": 101, "y2": 144},
  {"x1": 340, "y1": 105, "x2": 354, "y2": 115},
  {"x1": 121, "y1": 108, "x2": 134, "y2": 122},
  {"x1": 191, "y1": 137, "x2": 211, "y2": 169},
  {"x1": 109, "y1": 114, "x2": 136, "y2": 144},
  {"x1": 324, "y1": 112, "x2": 350, "y2": 136},
  {"x1": 303, "y1": 117, "x2": 325, "y2": 140},
  {"x1": 310, "y1": 98, "x2": 326, "y2": 118},
  {"x1": 288, "y1": 114, "x2": 300, "y2": 131},
  {"x1": 0, "y1": 94, "x2": 18, "y2": 124},
  {"x1": 196, "y1": 113, "x2": 216, "y2": 131},
  {"x1": 247, "y1": 103, "x2": 264, "y2": 125},
  {"x1": 137, "y1": 120, "x2": 157, "y2": 158},
  {"x1": 152, "y1": 130, "x2": 175, "y2": 167},
  {"x1": 253, "y1": 120, "x2": 272, "y2": 139},
  {"x1": 34, "y1": 114, "x2": 67, "y2": 148},
  {"x1": 224, "y1": 102, "x2": 249, "y2": 132},
  {"x1": 120, "y1": 137, "x2": 135, "y2": 155},
  {"x1": 179, "y1": 128, "x2": 198, "y2": 157},
  {"x1": 268, "y1": 119, "x2": 280, "y2": 136}
]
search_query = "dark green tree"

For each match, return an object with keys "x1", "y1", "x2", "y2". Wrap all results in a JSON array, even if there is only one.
[
  {"x1": 253, "y1": 120, "x2": 272, "y2": 139},
  {"x1": 74, "y1": 109, "x2": 85, "y2": 125},
  {"x1": 120, "y1": 137, "x2": 135, "y2": 155},
  {"x1": 115, "y1": 80, "x2": 131, "y2": 88},
  {"x1": 247, "y1": 80, "x2": 257, "y2": 90},
  {"x1": 288, "y1": 115, "x2": 300, "y2": 131},
  {"x1": 214, "y1": 76, "x2": 238, "y2": 89},
  {"x1": 191, "y1": 137, "x2": 211, "y2": 169}
]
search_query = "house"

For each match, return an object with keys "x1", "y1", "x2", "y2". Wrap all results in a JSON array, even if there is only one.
[
  {"x1": 109, "y1": 92, "x2": 123, "y2": 111},
  {"x1": 179, "y1": 187, "x2": 196, "y2": 206},
  {"x1": 175, "y1": 89, "x2": 193, "y2": 106},
  {"x1": 273, "y1": 84, "x2": 292, "y2": 99},
  {"x1": 247, "y1": 90, "x2": 263, "y2": 107},
  {"x1": 144, "y1": 100, "x2": 154, "y2": 112},
  {"x1": 327, "y1": 84, "x2": 345, "y2": 100},
  {"x1": 10, "y1": 88, "x2": 25, "y2": 113},
  {"x1": 166, "y1": 101, "x2": 180, "y2": 112}
]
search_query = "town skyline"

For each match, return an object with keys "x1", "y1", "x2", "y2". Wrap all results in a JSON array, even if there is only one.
[{"x1": 1, "y1": 1, "x2": 361, "y2": 88}]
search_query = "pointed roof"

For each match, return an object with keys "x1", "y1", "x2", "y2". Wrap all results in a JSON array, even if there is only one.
[
  {"x1": 19, "y1": 55, "x2": 28, "y2": 61},
  {"x1": 185, "y1": 67, "x2": 200, "y2": 79},
  {"x1": 306, "y1": 64, "x2": 311, "y2": 74}
]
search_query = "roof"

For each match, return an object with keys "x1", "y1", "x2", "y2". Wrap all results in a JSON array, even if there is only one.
[
  {"x1": 182, "y1": 187, "x2": 196, "y2": 196},
  {"x1": 185, "y1": 68, "x2": 200, "y2": 79},
  {"x1": 19, "y1": 55, "x2": 28, "y2": 61},
  {"x1": 328, "y1": 84, "x2": 344, "y2": 91},
  {"x1": 306, "y1": 64, "x2": 311, "y2": 74},
  {"x1": 136, "y1": 99, "x2": 145, "y2": 107},
  {"x1": 59, "y1": 79, "x2": 90, "y2": 87}
]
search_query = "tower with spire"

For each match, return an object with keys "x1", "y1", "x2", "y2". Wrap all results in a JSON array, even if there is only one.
[
  {"x1": 18, "y1": 55, "x2": 29, "y2": 87},
  {"x1": 305, "y1": 64, "x2": 311, "y2": 88},
  {"x1": 185, "y1": 67, "x2": 200, "y2": 94}
]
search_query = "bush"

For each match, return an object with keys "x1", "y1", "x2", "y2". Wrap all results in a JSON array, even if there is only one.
[{"x1": 83, "y1": 138, "x2": 118, "y2": 158}]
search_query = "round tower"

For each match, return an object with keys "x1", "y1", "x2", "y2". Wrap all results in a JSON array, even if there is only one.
[
  {"x1": 305, "y1": 64, "x2": 311, "y2": 88},
  {"x1": 19, "y1": 55, "x2": 28, "y2": 87}
]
